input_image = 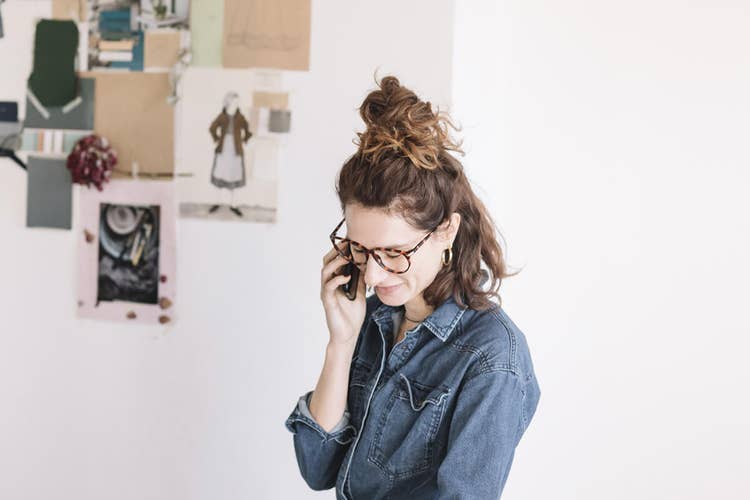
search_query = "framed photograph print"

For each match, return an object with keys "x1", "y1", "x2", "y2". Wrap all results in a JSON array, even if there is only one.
[{"x1": 77, "y1": 179, "x2": 177, "y2": 324}]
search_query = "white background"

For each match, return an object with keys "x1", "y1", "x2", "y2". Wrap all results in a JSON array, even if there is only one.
[
  {"x1": 1, "y1": 0, "x2": 749, "y2": 499},
  {"x1": 453, "y1": 1, "x2": 750, "y2": 499}
]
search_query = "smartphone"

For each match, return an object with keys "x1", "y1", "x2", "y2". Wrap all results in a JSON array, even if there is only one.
[{"x1": 338, "y1": 262, "x2": 360, "y2": 301}]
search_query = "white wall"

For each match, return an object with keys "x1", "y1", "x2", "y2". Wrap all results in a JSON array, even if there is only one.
[
  {"x1": 453, "y1": 1, "x2": 750, "y2": 499},
  {"x1": 0, "y1": 1, "x2": 454, "y2": 499},
  {"x1": 6, "y1": 1, "x2": 748, "y2": 498}
]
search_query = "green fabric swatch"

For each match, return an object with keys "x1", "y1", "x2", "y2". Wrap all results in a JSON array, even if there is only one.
[
  {"x1": 190, "y1": 0, "x2": 224, "y2": 66},
  {"x1": 27, "y1": 20, "x2": 79, "y2": 106}
]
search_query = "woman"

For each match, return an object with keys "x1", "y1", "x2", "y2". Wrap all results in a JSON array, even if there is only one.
[
  {"x1": 285, "y1": 75, "x2": 541, "y2": 499},
  {"x1": 208, "y1": 91, "x2": 252, "y2": 217}
]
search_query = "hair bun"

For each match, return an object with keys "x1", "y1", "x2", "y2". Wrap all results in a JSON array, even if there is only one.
[{"x1": 355, "y1": 75, "x2": 463, "y2": 170}]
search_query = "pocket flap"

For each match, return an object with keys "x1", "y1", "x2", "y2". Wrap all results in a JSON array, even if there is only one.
[{"x1": 397, "y1": 373, "x2": 450, "y2": 411}]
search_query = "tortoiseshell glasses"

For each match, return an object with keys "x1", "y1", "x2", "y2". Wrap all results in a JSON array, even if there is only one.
[{"x1": 329, "y1": 218, "x2": 438, "y2": 274}]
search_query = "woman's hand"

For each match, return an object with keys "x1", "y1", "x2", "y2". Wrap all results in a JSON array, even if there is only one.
[{"x1": 320, "y1": 247, "x2": 367, "y2": 347}]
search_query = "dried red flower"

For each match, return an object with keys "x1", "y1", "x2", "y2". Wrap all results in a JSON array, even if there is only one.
[{"x1": 66, "y1": 134, "x2": 118, "y2": 191}]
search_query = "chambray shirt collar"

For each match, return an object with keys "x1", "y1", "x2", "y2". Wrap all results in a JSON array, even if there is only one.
[{"x1": 371, "y1": 294, "x2": 468, "y2": 342}]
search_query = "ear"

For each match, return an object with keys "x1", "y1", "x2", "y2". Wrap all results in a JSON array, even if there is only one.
[{"x1": 439, "y1": 212, "x2": 461, "y2": 244}]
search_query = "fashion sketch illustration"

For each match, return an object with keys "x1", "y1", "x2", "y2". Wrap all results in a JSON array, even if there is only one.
[{"x1": 208, "y1": 91, "x2": 253, "y2": 217}]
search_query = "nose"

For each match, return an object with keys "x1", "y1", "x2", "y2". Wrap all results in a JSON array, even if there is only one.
[{"x1": 363, "y1": 253, "x2": 391, "y2": 288}]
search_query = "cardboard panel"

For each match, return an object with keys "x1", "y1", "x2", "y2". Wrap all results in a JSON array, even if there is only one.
[
  {"x1": 222, "y1": 0, "x2": 310, "y2": 70},
  {"x1": 52, "y1": 0, "x2": 87, "y2": 22},
  {"x1": 144, "y1": 30, "x2": 181, "y2": 69},
  {"x1": 81, "y1": 71, "x2": 174, "y2": 177}
]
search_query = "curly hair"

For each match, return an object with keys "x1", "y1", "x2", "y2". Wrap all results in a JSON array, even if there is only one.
[{"x1": 335, "y1": 73, "x2": 520, "y2": 311}]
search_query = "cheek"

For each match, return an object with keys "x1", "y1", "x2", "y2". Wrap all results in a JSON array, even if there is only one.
[{"x1": 404, "y1": 251, "x2": 441, "y2": 283}]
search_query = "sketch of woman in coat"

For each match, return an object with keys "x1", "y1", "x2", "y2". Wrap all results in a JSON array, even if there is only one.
[{"x1": 208, "y1": 91, "x2": 253, "y2": 217}]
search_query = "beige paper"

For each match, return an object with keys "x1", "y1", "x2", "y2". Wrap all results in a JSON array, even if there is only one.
[
  {"x1": 252, "y1": 91, "x2": 288, "y2": 109},
  {"x1": 144, "y1": 30, "x2": 182, "y2": 69},
  {"x1": 253, "y1": 92, "x2": 289, "y2": 109},
  {"x1": 99, "y1": 39, "x2": 135, "y2": 51},
  {"x1": 52, "y1": 0, "x2": 87, "y2": 21},
  {"x1": 81, "y1": 71, "x2": 174, "y2": 177},
  {"x1": 222, "y1": 0, "x2": 311, "y2": 71}
]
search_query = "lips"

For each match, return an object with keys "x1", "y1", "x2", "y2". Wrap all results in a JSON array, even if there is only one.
[{"x1": 376, "y1": 284, "x2": 401, "y2": 294}]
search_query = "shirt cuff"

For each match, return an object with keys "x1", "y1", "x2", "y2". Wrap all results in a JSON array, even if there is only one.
[{"x1": 285, "y1": 390, "x2": 355, "y2": 442}]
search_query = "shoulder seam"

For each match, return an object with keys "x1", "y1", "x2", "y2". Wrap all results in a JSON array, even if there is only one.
[
  {"x1": 447, "y1": 340, "x2": 488, "y2": 372},
  {"x1": 490, "y1": 308, "x2": 518, "y2": 373},
  {"x1": 448, "y1": 308, "x2": 519, "y2": 379},
  {"x1": 464, "y1": 365, "x2": 521, "y2": 384}
]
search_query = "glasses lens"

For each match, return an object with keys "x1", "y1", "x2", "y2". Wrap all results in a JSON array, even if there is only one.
[
  {"x1": 347, "y1": 242, "x2": 409, "y2": 273},
  {"x1": 373, "y1": 248, "x2": 410, "y2": 273},
  {"x1": 333, "y1": 238, "x2": 354, "y2": 262},
  {"x1": 347, "y1": 241, "x2": 368, "y2": 266},
  {"x1": 332, "y1": 219, "x2": 411, "y2": 274}
]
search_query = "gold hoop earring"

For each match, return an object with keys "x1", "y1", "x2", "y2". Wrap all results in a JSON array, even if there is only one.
[{"x1": 441, "y1": 247, "x2": 453, "y2": 267}]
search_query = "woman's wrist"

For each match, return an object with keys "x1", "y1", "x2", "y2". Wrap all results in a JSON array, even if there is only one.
[{"x1": 326, "y1": 338, "x2": 357, "y2": 361}]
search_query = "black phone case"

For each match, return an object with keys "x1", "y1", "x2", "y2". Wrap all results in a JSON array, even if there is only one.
[{"x1": 339, "y1": 262, "x2": 360, "y2": 300}]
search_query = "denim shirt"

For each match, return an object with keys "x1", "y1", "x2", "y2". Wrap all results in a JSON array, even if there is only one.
[{"x1": 284, "y1": 292, "x2": 541, "y2": 499}]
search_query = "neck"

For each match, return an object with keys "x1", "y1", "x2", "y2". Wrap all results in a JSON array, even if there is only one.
[{"x1": 402, "y1": 295, "x2": 433, "y2": 324}]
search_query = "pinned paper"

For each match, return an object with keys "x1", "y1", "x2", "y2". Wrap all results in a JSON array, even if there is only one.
[
  {"x1": 144, "y1": 30, "x2": 182, "y2": 69},
  {"x1": 248, "y1": 136, "x2": 279, "y2": 182},
  {"x1": 24, "y1": 77, "x2": 95, "y2": 130},
  {"x1": 222, "y1": 0, "x2": 311, "y2": 70},
  {"x1": 26, "y1": 156, "x2": 73, "y2": 229},
  {"x1": 0, "y1": 122, "x2": 21, "y2": 150},
  {"x1": 268, "y1": 109, "x2": 291, "y2": 132},
  {"x1": 190, "y1": 0, "x2": 224, "y2": 66},
  {"x1": 250, "y1": 91, "x2": 289, "y2": 135},
  {"x1": 0, "y1": 101, "x2": 21, "y2": 151},
  {"x1": 175, "y1": 67, "x2": 278, "y2": 223},
  {"x1": 252, "y1": 91, "x2": 288, "y2": 109},
  {"x1": 77, "y1": 180, "x2": 177, "y2": 324},
  {"x1": 0, "y1": 101, "x2": 18, "y2": 122},
  {"x1": 28, "y1": 19, "x2": 79, "y2": 107},
  {"x1": 52, "y1": 0, "x2": 87, "y2": 21},
  {"x1": 81, "y1": 71, "x2": 174, "y2": 177}
]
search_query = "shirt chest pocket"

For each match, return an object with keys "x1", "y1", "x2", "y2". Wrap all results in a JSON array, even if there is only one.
[{"x1": 367, "y1": 373, "x2": 451, "y2": 479}]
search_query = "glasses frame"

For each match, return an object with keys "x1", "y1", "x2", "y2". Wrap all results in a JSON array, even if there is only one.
[{"x1": 329, "y1": 218, "x2": 439, "y2": 274}]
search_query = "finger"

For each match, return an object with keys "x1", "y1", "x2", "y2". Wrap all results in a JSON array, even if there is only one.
[
  {"x1": 323, "y1": 247, "x2": 338, "y2": 264},
  {"x1": 323, "y1": 250, "x2": 345, "y2": 270},
  {"x1": 321, "y1": 253, "x2": 348, "y2": 279},
  {"x1": 324, "y1": 272, "x2": 351, "y2": 292}
]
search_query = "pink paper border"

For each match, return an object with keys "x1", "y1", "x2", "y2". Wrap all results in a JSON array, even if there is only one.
[{"x1": 76, "y1": 180, "x2": 177, "y2": 325}]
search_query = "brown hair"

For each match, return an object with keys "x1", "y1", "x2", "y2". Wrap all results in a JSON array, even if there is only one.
[{"x1": 335, "y1": 74, "x2": 520, "y2": 311}]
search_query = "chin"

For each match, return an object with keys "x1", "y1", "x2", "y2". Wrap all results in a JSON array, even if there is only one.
[{"x1": 375, "y1": 283, "x2": 406, "y2": 303}]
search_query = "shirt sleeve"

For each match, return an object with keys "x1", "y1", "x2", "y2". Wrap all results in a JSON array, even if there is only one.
[
  {"x1": 284, "y1": 390, "x2": 357, "y2": 491},
  {"x1": 436, "y1": 369, "x2": 526, "y2": 499},
  {"x1": 208, "y1": 114, "x2": 222, "y2": 143}
]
